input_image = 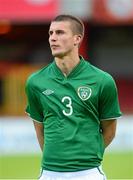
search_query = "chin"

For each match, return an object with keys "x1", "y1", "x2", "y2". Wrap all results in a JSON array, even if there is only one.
[{"x1": 52, "y1": 51, "x2": 65, "y2": 58}]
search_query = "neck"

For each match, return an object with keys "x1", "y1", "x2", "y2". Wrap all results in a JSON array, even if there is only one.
[{"x1": 55, "y1": 53, "x2": 80, "y2": 76}]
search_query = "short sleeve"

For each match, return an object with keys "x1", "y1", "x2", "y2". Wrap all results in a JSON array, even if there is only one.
[
  {"x1": 25, "y1": 77, "x2": 44, "y2": 122},
  {"x1": 99, "y1": 73, "x2": 122, "y2": 120}
]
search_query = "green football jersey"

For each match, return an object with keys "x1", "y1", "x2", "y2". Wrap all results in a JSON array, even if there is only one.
[{"x1": 25, "y1": 56, "x2": 122, "y2": 172}]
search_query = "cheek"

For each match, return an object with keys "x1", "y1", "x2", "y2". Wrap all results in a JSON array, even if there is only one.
[
  {"x1": 48, "y1": 38, "x2": 51, "y2": 46},
  {"x1": 62, "y1": 38, "x2": 74, "y2": 48},
  {"x1": 48, "y1": 37, "x2": 50, "y2": 43}
]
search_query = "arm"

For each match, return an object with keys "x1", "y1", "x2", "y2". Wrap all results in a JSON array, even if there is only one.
[
  {"x1": 101, "y1": 119, "x2": 117, "y2": 148},
  {"x1": 33, "y1": 120, "x2": 44, "y2": 151}
]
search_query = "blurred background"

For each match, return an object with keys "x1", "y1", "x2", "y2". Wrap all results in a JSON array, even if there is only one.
[{"x1": 0, "y1": 0, "x2": 133, "y2": 179}]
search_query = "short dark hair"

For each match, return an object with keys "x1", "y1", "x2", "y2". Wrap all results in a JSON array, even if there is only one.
[{"x1": 52, "y1": 14, "x2": 84, "y2": 37}]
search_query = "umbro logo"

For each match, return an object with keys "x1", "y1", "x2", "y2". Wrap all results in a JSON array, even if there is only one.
[{"x1": 42, "y1": 89, "x2": 54, "y2": 96}]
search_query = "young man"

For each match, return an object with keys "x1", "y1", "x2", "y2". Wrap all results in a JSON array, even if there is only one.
[{"x1": 25, "y1": 14, "x2": 122, "y2": 180}]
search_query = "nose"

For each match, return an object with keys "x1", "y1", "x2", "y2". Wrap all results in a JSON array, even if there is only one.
[{"x1": 49, "y1": 32, "x2": 57, "y2": 42}]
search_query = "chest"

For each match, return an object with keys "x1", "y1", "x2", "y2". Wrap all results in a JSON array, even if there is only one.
[{"x1": 37, "y1": 77, "x2": 100, "y2": 118}]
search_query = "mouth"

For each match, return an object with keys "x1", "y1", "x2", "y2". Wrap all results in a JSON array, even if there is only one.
[{"x1": 51, "y1": 45, "x2": 60, "y2": 49}]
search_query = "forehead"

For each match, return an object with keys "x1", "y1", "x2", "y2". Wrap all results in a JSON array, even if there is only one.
[{"x1": 49, "y1": 21, "x2": 72, "y2": 31}]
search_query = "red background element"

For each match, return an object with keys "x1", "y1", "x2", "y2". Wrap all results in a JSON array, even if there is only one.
[
  {"x1": 92, "y1": 0, "x2": 133, "y2": 25},
  {"x1": 0, "y1": 0, "x2": 59, "y2": 22}
]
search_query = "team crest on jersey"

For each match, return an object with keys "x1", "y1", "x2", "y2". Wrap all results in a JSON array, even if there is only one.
[{"x1": 77, "y1": 86, "x2": 92, "y2": 101}]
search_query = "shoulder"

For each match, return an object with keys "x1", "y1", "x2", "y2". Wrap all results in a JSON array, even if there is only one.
[
  {"x1": 90, "y1": 64, "x2": 116, "y2": 89},
  {"x1": 86, "y1": 61, "x2": 114, "y2": 82},
  {"x1": 26, "y1": 63, "x2": 53, "y2": 88}
]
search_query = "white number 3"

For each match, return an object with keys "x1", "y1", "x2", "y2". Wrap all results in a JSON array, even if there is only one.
[{"x1": 61, "y1": 96, "x2": 73, "y2": 116}]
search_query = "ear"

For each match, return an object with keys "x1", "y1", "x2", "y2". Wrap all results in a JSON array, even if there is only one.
[{"x1": 74, "y1": 35, "x2": 82, "y2": 46}]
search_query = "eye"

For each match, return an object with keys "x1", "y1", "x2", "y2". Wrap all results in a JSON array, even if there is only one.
[
  {"x1": 56, "y1": 30, "x2": 65, "y2": 35},
  {"x1": 49, "y1": 30, "x2": 53, "y2": 36}
]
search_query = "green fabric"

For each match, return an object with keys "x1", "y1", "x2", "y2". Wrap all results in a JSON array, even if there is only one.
[{"x1": 25, "y1": 57, "x2": 122, "y2": 172}]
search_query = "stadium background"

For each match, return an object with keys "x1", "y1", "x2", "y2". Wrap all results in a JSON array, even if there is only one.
[{"x1": 0, "y1": 0, "x2": 133, "y2": 179}]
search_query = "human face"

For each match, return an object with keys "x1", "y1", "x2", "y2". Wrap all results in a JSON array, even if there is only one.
[{"x1": 49, "y1": 21, "x2": 79, "y2": 58}]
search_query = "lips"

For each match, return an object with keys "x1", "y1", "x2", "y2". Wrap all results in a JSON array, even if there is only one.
[
  {"x1": 51, "y1": 45, "x2": 59, "y2": 48},
  {"x1": 51, "y1": 45, "x2": 60, "y2": 51}
]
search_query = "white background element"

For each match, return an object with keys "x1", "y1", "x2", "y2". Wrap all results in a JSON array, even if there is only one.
[
  {"x1": 0, "y1": 115, "x2": 133, "y2": 155},
  {"x1": 107, "y1": 0, "x2": 133, "y2": 18},
  {"x1": 0, "y1": 117, "x2": 41, "y2": 155}
]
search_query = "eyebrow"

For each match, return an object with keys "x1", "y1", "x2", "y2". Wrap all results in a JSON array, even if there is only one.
[{"x1": 49, "y1": 29, "x2": 66, "y2": 35}]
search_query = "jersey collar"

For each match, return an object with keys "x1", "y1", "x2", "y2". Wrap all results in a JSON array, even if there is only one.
[{"x1": 52, "y1": 56, "x2": 86, "y2": 79}]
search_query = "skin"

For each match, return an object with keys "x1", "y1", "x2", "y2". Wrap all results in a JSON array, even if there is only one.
[
  {"x1": 33, "y1": 20, "x2": 117, "y2": 151},
  {"x1": 49, "y1": 21, "x2": 82, "y2": 76},
  {"x1": 33, "y1": 121, "x2": 44, "y2": 151},
  {"x1": 101, "y1": 119, "x2": 117, "y2": 147}
]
